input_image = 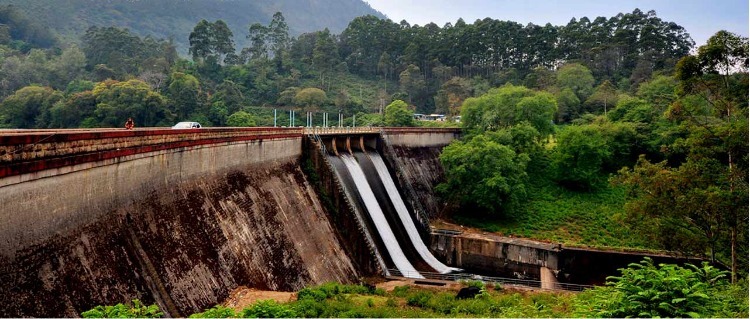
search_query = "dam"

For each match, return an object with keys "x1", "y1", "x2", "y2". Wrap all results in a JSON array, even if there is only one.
[
  {"x1": 0, "y1": 127, "x2": 700, "y2": 317},
  {"x1": 0, "y1": 127, "x2": 458, "y2": 317}
]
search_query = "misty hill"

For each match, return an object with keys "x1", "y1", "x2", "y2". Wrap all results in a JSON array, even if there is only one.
[{"x1": 0, "y1": 0, "x2": 385, "y2": 52}]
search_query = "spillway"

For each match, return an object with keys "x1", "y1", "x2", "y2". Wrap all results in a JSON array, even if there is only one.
[
  {"x1": 339, "y1": 153, "x2": 423, "y2": 279},
  {"x1": 368, "y1": 152, "x2": 459, "y2": 274}
]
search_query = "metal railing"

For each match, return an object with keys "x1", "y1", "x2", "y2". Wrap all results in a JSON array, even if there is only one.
[
  {"x1": 387, "y1": 269, "x2": 594, "y2": 292},
  {"x1": 304, "y1": 126, "x2": 379, "y2": 135},
  {"x1": 432, "y1": 229, "x2": 463, "y2": 236}
]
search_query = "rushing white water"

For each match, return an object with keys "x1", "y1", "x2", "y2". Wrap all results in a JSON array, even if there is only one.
[
  {"x1": 340, "y1": 153, "x2": 423, "y2": 279},
  {"x1": 369, "y1": 152, "x2": 460, "y2": 274}
]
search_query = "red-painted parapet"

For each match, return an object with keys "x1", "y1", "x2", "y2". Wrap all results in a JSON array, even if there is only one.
[
  {"x1": 0, "y1": 127, "x2": 303, "y2": 179},
  {"x1": 381, "y1": 127, "x2": 462, "y2": 134}
]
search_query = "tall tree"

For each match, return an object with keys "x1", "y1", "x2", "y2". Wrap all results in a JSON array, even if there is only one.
[{"x1": 268, "y1": 12, "x2": 290, "y2": 70}]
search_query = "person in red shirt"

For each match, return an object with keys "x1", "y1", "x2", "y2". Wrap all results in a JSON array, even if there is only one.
[{"x1": 125, "y1": 117, "x2": 135, "y2": 130}]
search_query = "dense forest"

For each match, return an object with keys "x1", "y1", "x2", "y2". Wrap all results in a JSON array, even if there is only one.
[
  {"x1": 1, "y1": 1, "x2": 748, "y2": 307},
  {"x1": 0, "y1": 0, "x2": 385, "y2": 52}
]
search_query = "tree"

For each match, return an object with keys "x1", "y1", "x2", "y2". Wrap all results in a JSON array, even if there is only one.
[
  {"x1": 555, "y1": 87, "x2": 581, "y2": 123},
  {"x1": 552, "y1": 124, "x2": 612, "y2": 190},
  {"x1": 226, "y1": 111, "x2": 257, "y2": 127},
  {"x1": 636, "y1": 74, "x2": 678, "y2": 110},
  {"x1": 312, "y1": 28, "x2": 338, "y2": 88},
  {"x1": 0, "y1": 86, "x2": 63, "y2": 128},
  {"x1": 268, "y1": 12, "x2": 290, "y2": 70},
  {"x1": 294, "y1": 87, "x2": 326, "y2": 110},
  {"x1": 434, "y1": 76, "x2": 471, "y2": 116},
  {"x1": 398, "y1": 64, "x2": 426, "y2": 108},
  {"x1": 93, "y1": 79, "x2": 171, "y2": 127},
  {"x1": 556, "y1": 63, "x2": 595, "y2": 101},
  {"x1": 668, "y1": 30, "x2": 748, "y2": 282},
  {"x1": 167, "y1": 72, "x2": 202, "y2": 120},
  {"x1": 515, "y1": 92, "x2": 557, "y2": 137},
  {"x1": 189, "y1": 20, "x2": 235, "y2": 64},
  {"x1": 460, "y1": 84, "x2": 554, "y2": 135},
  {"x1": 189, "y1": 20, "x2": 213, "y2": 62},
  {"x1": 49, "y1": 91, "x2": 96, "y2": 128},
  {"x1": 584, "y1": 80, "x2": 618, "y2": 115},
  {"x1": 384, "y1": 100, "x2": 414, "y2": 127},
  {"x1": 437, "y1": 134, "x2": 529, "y2": 216}
]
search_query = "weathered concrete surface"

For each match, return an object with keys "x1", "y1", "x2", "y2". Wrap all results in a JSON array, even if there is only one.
[
  {"x1": 382, "y1": 129, "x2": 460, "y2": 147},
  {"x1": 380, "y1": 129, "x2": 459, "y2": 221},
  {"x1": 431, "y1": 232, "x2": 560, "y2": 279},
  {"x1": 431, "y1": 229, "x2": 705, "y2": 285},
  {"x1": 0, "y1": 137, "x2": 358, "y2": 317},
  {"x1": 0, "y1": 127, "x2": 302, "y2": 182},
  {"x1": 0, "y1": 137, "x2": 302, "y2": 260}
]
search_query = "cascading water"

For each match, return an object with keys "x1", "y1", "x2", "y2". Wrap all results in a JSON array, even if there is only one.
[
  {"x1": 368, "y1": 152, "x2": 460, "y2": 274},
  {"x1": 339, "y1": 153, "x2": 424, "y2": 279}
]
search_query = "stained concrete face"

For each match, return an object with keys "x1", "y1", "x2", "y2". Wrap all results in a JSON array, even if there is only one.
[
  {"x1": 0, "y1": 139, "x2": 358, "y2": 317},
  {"x1": 382, "y1": 131, "x2": 458, "y2": 219}
]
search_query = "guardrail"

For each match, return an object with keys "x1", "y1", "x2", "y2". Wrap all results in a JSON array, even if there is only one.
[
  {"x1": 304, "y1": 126, "x2": 379, "y2": 135},
  {"x1": 432, "y1": 229, "x2": 463, "y2": 236},
  {"x1": 387, "y1": 269, "x2": 594, "y2": 292}
]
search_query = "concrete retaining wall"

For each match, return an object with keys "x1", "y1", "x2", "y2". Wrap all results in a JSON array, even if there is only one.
[
  {"x1": 431, "y1": 232, "x2": 560, "y2": 279},
  {"x1": 430, "y1": 232, "x2": 704, "y2": 285},
  {"x1": 0, "y1": 134, "x2": 359, "y2": 317}
]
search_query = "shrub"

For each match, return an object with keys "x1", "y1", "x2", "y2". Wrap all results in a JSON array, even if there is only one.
[
  {"x1": 189, "y1": 305, "x2": 235, "y2": 318},
  {"x1": 240, "y1": 300, "x2": 297, "y2": 318},
  {"x1": 81, "y1": 299, "x2": 162, "y2": 318},
  {"x1": 406, "y1": 291, "x2": 432, "y2": 307},
  {"x1": 573, "y1": 258, "x2": 737, "y2": 318}
]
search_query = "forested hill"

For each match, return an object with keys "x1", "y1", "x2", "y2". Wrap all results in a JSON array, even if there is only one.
[{"x1": 0, "y1": 0, "x2": 385, "y2": 51}]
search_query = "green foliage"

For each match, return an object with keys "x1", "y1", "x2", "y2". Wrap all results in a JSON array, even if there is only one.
[
  {"x1": 0, "y1": 85, "x2": 63, "y2": 128},
  {"x1": 552, "y1": 125, "x2": 611, "y2": 190},
  {"x1": 438, "y1": 134, "x2": 529, "y2": 216},
  {"x1": 188, "y1": 279, "x2": 748, "y2": 318},
  {"x1": 81, "y1": 299, "x2": 163, "y2": 318},
  {"x1": 167, "y1": 72, "x2": 203, "y2": 119},
  {"x1": 92, "y1": 79, "x2": 171, "y2": 127},
  {"x1": 226, "y1": 111, "x2": 257, "y2": 127},
  {"x1": 556, "y1": 63, "x2": 595, "y2": 101},
  {"x1": 574, "y1": 258, "x2": 743, "y2": 318},
  {"x1": 607, "y1": 95, "x2": 655, "y2": 123},
  {"x1": 354, "y1": 112, "x2": 384, "y2": 127},
  {"x1": 384, "y1": 99, "x2": 414, "y2": 127},
  {"x1": 461, "y1": 84, "x2": 555, "y2": 135},
  {"x1": 189, "y1": 305, "x2": 236, "y2": 318},
  {"x1": 240, "y1": 300, "x2": 297, "y2": 318},
  {"x1": 294, "y1": 87, "x2": 326, "y2": 110},
  {"x1": 189, "y1": 19, "x2": 235, "y2": 64},
  {"x1": 555, "y1": 87, "x2": 581, "y2": 123}
]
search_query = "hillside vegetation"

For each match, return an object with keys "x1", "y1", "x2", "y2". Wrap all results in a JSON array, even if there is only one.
[
  {"x1": 0, "y1": 0, "x2": 385, "y2": 52},
  {"x1": 0, "y1": 0, "x2": 747, "y2": 290},
  {"x1": 84, "y1": 272, "x2": 748, "y2": 318}
]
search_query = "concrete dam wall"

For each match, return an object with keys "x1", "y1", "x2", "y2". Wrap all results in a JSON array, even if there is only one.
[
  {"x1": 0, "y1": 129, "x2": 361, "y2": 317},
  {"x1": 381, "y1": 129, "x2": 460, "y2": 220}
]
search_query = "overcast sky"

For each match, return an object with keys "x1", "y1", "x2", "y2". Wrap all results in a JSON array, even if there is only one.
[{"x1": 365, "y1": 0, "x2": 748, "y2": 48}]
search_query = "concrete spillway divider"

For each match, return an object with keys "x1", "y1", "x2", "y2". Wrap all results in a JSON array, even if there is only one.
[
  {"x1": 339, "y1": 154, "x2": 423, "y2": 279},
  {"x1": 365, "y1": 150, "x2": 460, "y2": 274}
]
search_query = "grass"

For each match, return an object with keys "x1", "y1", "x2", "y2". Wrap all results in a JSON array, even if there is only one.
[
  {"x1": 189, "y1": 283, "x2": 581, "y2": 318},
  {"x1": 452, "y1": 172, "x2": 656, "y2": 250}
]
